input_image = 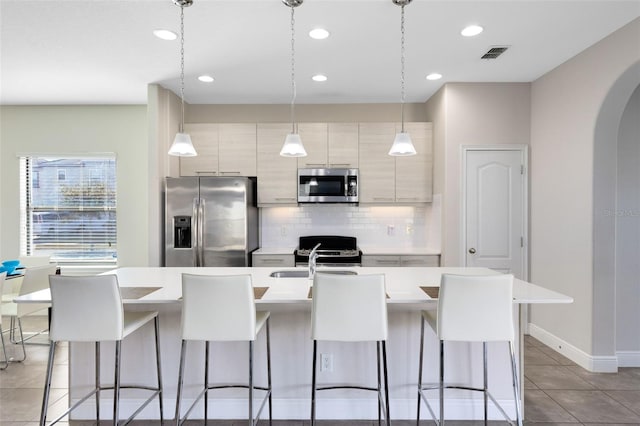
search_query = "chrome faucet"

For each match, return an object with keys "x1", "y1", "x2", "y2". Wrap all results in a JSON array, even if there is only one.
[{"x1": 309, "y1": 243, "x2": 321, "y2": 279}]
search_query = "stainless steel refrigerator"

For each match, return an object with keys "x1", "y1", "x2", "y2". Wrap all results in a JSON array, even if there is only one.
[{"x1": 164, "y1": 177, "x2": 258, "y2": 267}]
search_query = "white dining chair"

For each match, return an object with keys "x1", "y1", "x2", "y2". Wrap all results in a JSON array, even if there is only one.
[
  {"x1": 175, "y1": 273, "x2": 272, "y2": 426},
  {"x1": 416, "y1": 273, "x2": 522, "y2": 426},
  {"x1": 41, "y1": 274, "x2": 163, "y2": 426},
  {"x1": 1, "y1": 263, "x2": 57, "y2": 359},
  {"x1": 0, "y1": 272, "x2": 8, "y2": 370},
  {"x1": 311, "y1": 273, "x2": 390, "y2": 426}
]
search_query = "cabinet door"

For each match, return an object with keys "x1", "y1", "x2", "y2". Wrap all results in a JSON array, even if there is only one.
[
  {"x1": 219, "y1": 123, "x2": 257, "y2": 176},
  {"x1": 362, "y1": 255, "x2": 401, "y2": 267},
  {"x1": 400, "y1": 255, "x2": 440, "y2": 267},
  {"x1": 298, "y1": 123, "x2": 328, "y2": 168},
  {"x1": 180, "y1": 123, "x2": 219, "y2": 176},
  {"x1": 328, "y1": 123, "x2": 358, "y2": 168},
  {"x1": 395, "y1": 122, "x2": 433, "y2": 202},
  {"x1": 257, "y1": 123, "x2": 298, "y2": 205},
  {"x1": 359, "y1": 123, "x2": 396, "y2": 203},
  {"x1": 252, "y1": 254, "x2": 295, "y2": 267}
]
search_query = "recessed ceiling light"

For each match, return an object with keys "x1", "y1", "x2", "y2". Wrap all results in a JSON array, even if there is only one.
[
  {"x1": 153, "y1": 29, "x2": 177, "y2": 40},
  {"x1": 312, "y1": 74, "x2": 327, "y2": 82},
  {"x1": 309, "y1": 28, "x2": 330, "y2": 40},
  {"x1": 426, "y1": 73, "x2": 442, "y2": 81},
  {"x1": 461, "y1": 25, "x2": 483, "y2": 37},
  {"x1": 198, "y1": 75, "x2": 214, "y2": 83}
]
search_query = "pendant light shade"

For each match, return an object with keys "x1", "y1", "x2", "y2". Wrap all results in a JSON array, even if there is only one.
[
  {"x1": 280, "y1": 0, "x2": 307, "y2": 157},
  {"x1": 389, "y1": 132, "x2": 416, "y2": 156},
  {"x1": 280, "y1": 133, "x2": 306, "y2": 157},
  {"x1": 389, "y1": 0, "x2": 416, "y2": 157},
  {"x1": 169, "y1": 132, "x2": 197, "y2": 156},
  {"x1": 168, "y1": 0, "x2": 197, "y2": 157}
]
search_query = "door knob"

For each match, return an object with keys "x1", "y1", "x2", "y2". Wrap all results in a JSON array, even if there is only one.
[{"x1": 468, "y1": 248, "x2": 476, "y2": 254}]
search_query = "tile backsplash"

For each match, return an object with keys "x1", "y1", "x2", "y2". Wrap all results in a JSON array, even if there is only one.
[{"x1": 260, "y1": 194, "x2": 441, "y2": 250}]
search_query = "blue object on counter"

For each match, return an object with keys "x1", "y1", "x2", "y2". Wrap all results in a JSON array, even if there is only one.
[{"x1": 2, "y1": 260, "x2": 20, "y2": 275}]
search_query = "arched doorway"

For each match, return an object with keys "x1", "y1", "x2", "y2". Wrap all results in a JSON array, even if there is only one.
[{"x1": 593, "y1": 61, "x2": 640, "y2": 365}]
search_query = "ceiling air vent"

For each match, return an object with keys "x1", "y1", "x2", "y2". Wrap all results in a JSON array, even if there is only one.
[{"x1": 481, "y1": 46, "x2": 509, "y2": 59}]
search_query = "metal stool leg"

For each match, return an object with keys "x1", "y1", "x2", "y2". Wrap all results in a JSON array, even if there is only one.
[
  {"x1": 311, "y1": 340, "x2": 317, "y2": 426},
  {"x1": 483, "y1": 342, "x2": 488, "y2": 426},
  {"x1": 39, "y1": 341, "x2": 57, "y2": 426},
  {"x1": 416, "y1": 315, "x2": 425, "y2": 425},
  {"x1": 248, "y1": 341, "x2": 254, "y2": 426},
  {"x1": 377, "y1": 341, "x2": 382, "y2": 426},
  {"x1": 266, "y1": 317, "x2": 273, "y2": 426},
  {"x1": 382, "y1": 341, "x2": 391, "y2": 426},
  {"x1": 113, "y1": 341, "x2": 122, "y2": 426},
  {"x1": 205, "y1": 341, "x2": 210, "y2": 424},
  {"x1": 96, "y1": 342, "x2": 101, "y2": 423},
  {"x1": 0, "y1": 325, "x2": 8, "y2": 370},
  {"x1": 509, "y1": 341, "x2": 523, "y2": 426},
  {"x1": 175, "y1": 340, "x2": 187, "y2": 426},
  {"x1": 154, "y1": 317, "x2": 164, "y2": 425},
  {"x1": 439, "y1": 340, "x2": 444, "y2": 426}
]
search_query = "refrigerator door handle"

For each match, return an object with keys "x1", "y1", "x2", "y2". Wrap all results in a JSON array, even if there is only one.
[
  {"x1": 198, "y1": 197, "x2": 205, "y2": 267},
  {"x1": 192, "y1": 198, "x2": 199, "y2": 267}
]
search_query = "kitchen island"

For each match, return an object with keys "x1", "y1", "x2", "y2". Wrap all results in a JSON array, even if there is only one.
[{"x1": 18, "y1": 266, "x2": 572, "y2": 421}]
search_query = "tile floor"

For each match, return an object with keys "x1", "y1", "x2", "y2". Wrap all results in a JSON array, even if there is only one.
[{"x1": 1, "y1": 317, "x2": 639, "y2": 426}]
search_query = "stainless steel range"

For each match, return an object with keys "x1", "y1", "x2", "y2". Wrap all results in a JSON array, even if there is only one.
[{"x1": 294, "y1": 235, "x2": 362, "y2": 267}]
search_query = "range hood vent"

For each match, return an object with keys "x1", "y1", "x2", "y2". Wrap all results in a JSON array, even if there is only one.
[{"x1": 481, "y1": 46, "x2": 509, "y2": 59}]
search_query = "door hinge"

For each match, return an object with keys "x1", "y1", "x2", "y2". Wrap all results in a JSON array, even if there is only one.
[
  {"x1": 520, "y1": 165, "x2": 525, "y2": 175},
  {"x1": 521, "y1": 237, "x2": 524, "y2": 247}
]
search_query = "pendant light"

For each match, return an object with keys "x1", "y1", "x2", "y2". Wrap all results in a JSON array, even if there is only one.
[
  {"x1": 389, "y1": 0, "x2": 417, "y2": 156},
  {"x1": 168, "y1": 0, "x2": 197, "y2": 157},
  {"x1": 280, "y1": 0, "x2": 307, "y2": 157}
]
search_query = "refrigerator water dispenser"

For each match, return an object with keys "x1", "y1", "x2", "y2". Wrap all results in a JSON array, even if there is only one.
[{"x1": 174, "y1": 216, "x2": 191, "y2": 249}]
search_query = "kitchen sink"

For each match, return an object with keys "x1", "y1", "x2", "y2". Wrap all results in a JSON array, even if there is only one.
[{"x1": 269, "y1": 270, "x2": 357, "y2": 278}]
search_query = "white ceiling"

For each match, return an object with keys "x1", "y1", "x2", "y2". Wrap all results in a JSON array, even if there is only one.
[{"x1": 1, "y1": 0, "x2": 639, "y2": 105}]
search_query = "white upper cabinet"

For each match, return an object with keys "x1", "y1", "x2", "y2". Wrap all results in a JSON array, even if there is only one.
[
  {"x1": 328, "y1": 123, "x2": 358, "y2": 168},
  {"x1": 180, "y1": 123, "x2": 219, "y2": 176},
  {"x1": 395, "y1": 122, "x2": 433, "y2": 203},
  {"x1": 358, "y1": 123, "x2": 396, "y2": 203},
  {"x1": 218, "y1": 123, "x2": 257, "y2": 176},
  {"x1": 180, "y1": 123, "x2": 257, "y2": 177},
  {"x1": 358, "y1": 122, "x2": 433, "y2": 204},
  {"x1": 257, "y1": 123, "x2": 298, "y2": 205},
  {"x1": 297, "y1": 123, "x2": 359, "y2": 169}
]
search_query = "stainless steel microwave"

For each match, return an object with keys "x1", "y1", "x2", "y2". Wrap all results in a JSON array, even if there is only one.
[{"x1": 298, "y1": 168, "x2": 358, "y2": 203}]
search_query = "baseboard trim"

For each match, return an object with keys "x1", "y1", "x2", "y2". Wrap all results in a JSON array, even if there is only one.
[
  {"x1": 528, "y1": 323, "x2": 618, "y2": 372},
  {"x1": 617, "y1": 350, "x2": 640, "y2": 367},
  {"x1": 71, "y1": 397, "x2": 518, "y2": 421}
]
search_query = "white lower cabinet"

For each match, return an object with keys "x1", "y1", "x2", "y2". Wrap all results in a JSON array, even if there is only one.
[
  {"x1": 362, "y1": 254, "x2": 440, "y2": 267},
  {"x1": 252, "y1": 253, "x2": 295, "y2": 267}
]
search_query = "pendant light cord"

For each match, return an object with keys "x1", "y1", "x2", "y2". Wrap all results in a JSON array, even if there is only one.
[
  {"x1": 400, "y1": 4, "x2": 406, "y2": 133},
  {"x1": 179, "y1": 5, "x2": 186, "y2": 133},
  {"x1": 290, "y1": 5, "x2": 297, "y2": 134}
]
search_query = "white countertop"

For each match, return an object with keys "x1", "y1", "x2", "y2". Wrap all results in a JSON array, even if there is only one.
[
  {"x1": 252, "y1": 248, "x2": 295, "y2": 255},
  {"x1": 15, "y1": 266, "x2": 571, "y2": 306}
]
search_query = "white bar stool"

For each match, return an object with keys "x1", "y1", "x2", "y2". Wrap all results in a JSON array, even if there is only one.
[
  {"x1": 41, "y1": 275, "x2": 163, "y2": 426},
  {"x1": 175, "y1": 273, "x2": 272, "y2": 426},
  {"x1": 311, "y1": 273, "x2": 390, "y2": 426},
  {"x1": 416, "y1": 273, "x2": 522, "y2": 426},
  {"x1": 2, "y1": 264, "x2": 57, "y2": 358}
]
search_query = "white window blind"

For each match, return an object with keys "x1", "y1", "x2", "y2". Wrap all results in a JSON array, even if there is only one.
[{"x1": 20, "y1": 156, "x2": 117, "y2": 264}]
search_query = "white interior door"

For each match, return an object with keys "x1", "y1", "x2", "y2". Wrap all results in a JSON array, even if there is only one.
[{"x1": 463, "y1": 148, "x2": 527, "y2": 279}]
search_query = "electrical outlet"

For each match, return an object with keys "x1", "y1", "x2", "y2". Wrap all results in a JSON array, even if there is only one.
[
  {"x1": 281, "y1": 226, "x2": 287, "y2": 236},
  {"x1": 406, "y1": 224, "x2": 413, "y2": 235},
  {"x1": 320, "y1": 353, "x2": 333, "y2": 372},
  {"x1": 387, "y1": 225, "x2": 395, "y2": 236}
]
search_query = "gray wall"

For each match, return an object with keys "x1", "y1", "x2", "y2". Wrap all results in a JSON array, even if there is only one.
[
  {"x1": 530, "y1": 17, "x2": 640, "y2": 368},
  {"x1": 0, "y1": 105, "x2": 150, "y2": 267}
]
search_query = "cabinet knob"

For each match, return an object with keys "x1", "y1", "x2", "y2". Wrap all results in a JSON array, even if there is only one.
[{"x1": 468, "y1": 248, "x2": 476, "y2": 254}]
